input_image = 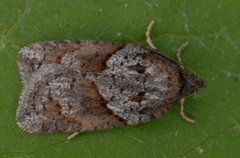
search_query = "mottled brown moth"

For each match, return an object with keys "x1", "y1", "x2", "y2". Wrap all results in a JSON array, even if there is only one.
[{"x1": 16, "y1": 20, "x2": 207, "y2": 139}]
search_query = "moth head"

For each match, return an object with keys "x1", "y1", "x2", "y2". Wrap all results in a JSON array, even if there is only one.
[{"x1": 182, "y1": 74, "x2": 208, "y2": 96}]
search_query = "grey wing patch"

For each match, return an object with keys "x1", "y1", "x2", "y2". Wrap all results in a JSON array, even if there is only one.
[
  {"x1": 17, "y1": 41, "x2": 80, "y2": 81},
  {"x1": 95, "y1": 45, "x2": 182, "y2": 125},
  {"x1": 16, "y1": 64, "x2": 83, "y2": 133}
]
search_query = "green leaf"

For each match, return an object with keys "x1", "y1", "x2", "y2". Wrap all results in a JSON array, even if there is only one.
[{"x1": 0, "y1": 0, "x2": 239, "y2": 158}]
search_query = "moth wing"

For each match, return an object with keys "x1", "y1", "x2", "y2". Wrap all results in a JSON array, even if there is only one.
[
  {"x1": 17, "y1": 40, "x2": 124, "y2": 81},
  {"x1": 16, "y1": 64, "x2": 125, "y2": 133}
]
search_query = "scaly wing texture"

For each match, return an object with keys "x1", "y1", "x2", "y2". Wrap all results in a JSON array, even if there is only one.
[
  {"x1": 95, "y1": 45, "x2": 182, "y2": 125},
  {"x1": 17, "y1": 41, "x2": 126, "y2": 133},
  {"x1": 17, "y1": 41, "x2": 182, "y2": 133}
]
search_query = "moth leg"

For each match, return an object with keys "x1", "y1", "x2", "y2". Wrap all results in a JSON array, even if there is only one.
[
  {"x1": 176, "y1": 42, "x2": 189, "y2": 70},
  {"x1": 180, "y1": 98, "x2": 195, "y2": 123},
  {"x1": 67, "y1": 132, "x2": 79, "y2": 140},
  {"x1": 145, "y1": 20, "x2": 157, "y2": 49}
]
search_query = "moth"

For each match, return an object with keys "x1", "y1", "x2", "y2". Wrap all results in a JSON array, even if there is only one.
[{"x1": 16, "y1": 20, "x2": 207, "y2": 139}]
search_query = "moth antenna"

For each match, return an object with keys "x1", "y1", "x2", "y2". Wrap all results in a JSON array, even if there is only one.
[
  {"x1": 180, "y1": 98, "x2": 195, "y2": 123},
  {"x1": 145, "y1": 20, "x2": 157, "y2": 49}
]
